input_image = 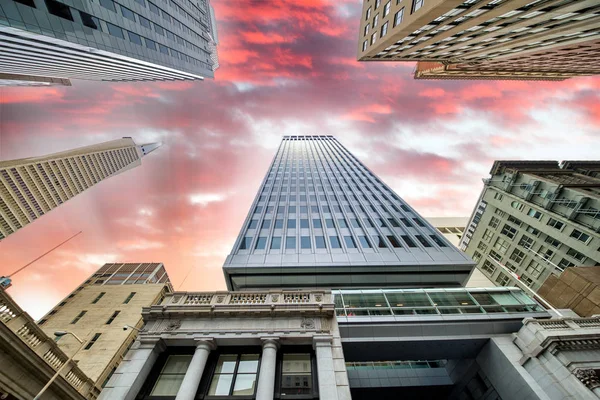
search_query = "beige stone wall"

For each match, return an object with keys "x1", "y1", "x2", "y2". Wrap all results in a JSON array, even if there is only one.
[
  {"x1": 538, "y1": 267, "x2": 600, "y2": 317},
  {"x1": 40, "y1": 283, "x2": 166, "y2": 386}
]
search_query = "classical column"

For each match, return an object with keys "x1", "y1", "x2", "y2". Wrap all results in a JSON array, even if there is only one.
[
  {"x1": 175, "y1": 339, "x2": 216, "y2": 400},
  {"x1": 313, "y1": 336, "x2": 339, "y2": 400},
  {"x1": 256, "y1": 338, "x2": 279, "y2": 400}
]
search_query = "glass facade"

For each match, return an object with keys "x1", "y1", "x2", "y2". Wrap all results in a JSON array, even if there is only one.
[
  {"x1": 0, "y1": 0, "x2": 218, "y2": 82},
  {"x1": 333, "y1": 287, "x2": 544, "y2": 317},
  {"x1": 223, "y1": 135, "x2": 475, "y2": 290}
]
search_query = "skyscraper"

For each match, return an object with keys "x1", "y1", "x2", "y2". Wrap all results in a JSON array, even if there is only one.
[
  {"x1": 223, "y1": 135, "x2": 474, "y2": 290},
  {"x1": 37, "y1": 262, "x2": 172, "y2": 390},
  {"x1": 460, "y1": 160, "x2": 600, "y2": 290},
  {"x1": 0, "y1": 137, "x2": 160, "y2": 240},
  {"x1": 357, "y1": 0, "x2": 600, "y2": 81},
  {"x1": 0, "y1": 0, "x2": 218, "y2": 83}
]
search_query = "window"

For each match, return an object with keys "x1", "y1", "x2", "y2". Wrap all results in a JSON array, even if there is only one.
[
  {"x1": 312, "y1": 219, "x2": 322, "y2": 229},
  {"x1": 412, "y1": 0, "x2": 424, "y2": 13},
  {"x1": 71, "y1": 311, "x2": 87, "y2": 324},
  {"x1": 495, "y1": 209, "x2": 506, "y2": 217},
  {"x1": 350, "y1": 219, "x2": 361, "y2": 228},
  {"x1": 495, "y1": 273, "x2": 511, "y2": 286},
  {"x1": 482, "y1": 229, "x2": 493, "y2": 242},
  {"x1": 148, "y1": 1, "x2": 160, "y2": 15},
  {"x1": 526, "y1": 260, "x2": 544, "y2": 278},
  {"x1": 373, "y1": 235, "x2": 387, "y2": 248},
  {"x1": 255, "y1": 237, "x2": 267, "y2": 250},
  {"x1": 415, "y1": 235, "x2": 431, "y2": 247},
  {"x1": 358, "y1": 236, "x2": 371, "y2": 248},
  {"x1": 376, "y1": 0, "x2": 381, "y2": 8},
  {"x1": 477, "y1": 242, "x2": 488, "y2": 251},
  {"x1": 387, "y1": 218, "x2": 399, "y2": 228},
  {"x1": 510, "y1": 201, "x2": 524, "y2": 211},
  {"x1": 558, "y1": 258, "x2": 575, "y2": 269},
  {"x1": 362, "y1": 40, "x2": 368, "y2": 51},
  {"x1": 507, "y1": 215, "x2": 523, "y2": 227},
  {"x1": 527, "y1": 208, "x2": 542, "y2": 219},
  {"x1": 135, "y1": 0, "x2": 145, "y2": 5},
  {"x1": 430, "y1": 235, "x2": 447, "y2": 247},
  {"x1": 271, "y1": 237, "x2": 282, "y2": 250},
  {"x1": 325, "y1": 219, "x2": 334, "y2": 228},
  {"x1": 366, "y1": 7, "x2": 372, "y2": 20},
  {"x1": 92, "y1": 292, "x2": 105, "y2": 304},
  {"x1": 286, "y1": 236, "x2": 296, "y2": 249},
  {"x1": 402, "y1": 235, "x2": 416, "y2": 248},
  {"x1": 106, "y1": 311, "x2": 120, "y2": 325},
  {"x1": 300, "y1": 219, "x2": 309, "y2": 229},
  {"x1": 287, "y1": 219, "x2": 296, "y2": 229},
  {"x1": 315, "y1": 236, "x2": 326, "y2": 249},
  {"x1": 570, "y1": 229, "x2": 591, "y2": 243},
  {"x1": 363, "y1": 218, "x2": 374, "y2": 228},
  {"x1": 14, "y1": 0, "x2": 36, "y2": 7},
  {"x1": 489, "y1": 217, "x2": 500, "y2": 229},
  {"x1": 128, "y1": 31, "x2": 143, "y2": 46},
  {"x1": 99, "y1": 0, "x2": 116, "y2": 12},
  {"x1": 249, "y1": 220, "x2": 258, "y2": 229},
  {"x1": 387, "y1": 235, "x2": 402, "y2": 248},
  {"x1": 123, "y1": 292, "x2": 136, "y2": 304},
  {"x1": 526, "y1": 226, "x2": 540, "y2": 236},
  {"x1": 330, "y1": 236, "x2": 341, "y2": 248},
  {"x1": 472, "y1": 251, "x2": 482, "y2": 262},
  {"x1": 500, "y1": 224, "x2": 517, "y2": 239},
  {"x1": 413, "y1": 218, "x2": 426, "y2": 227},
  {"x1": 208, "y1": 353, "x2": 261, "y2": 396},
  {"x1": 547, "y1": 218, "x2": 564, "y2": 231},
  {"x1": 150, "y1": 355, "x2": 192, "y2": 395},
  {"x1": 344, "y1": 236, "x2": 356, "y2": 248},
  {"x1": 338, "y1": 219, "x2": 348, "y2": 228},
  {"x1": 80, "y1": 11, "x2": 100, "y2": 30},
  {"x1": 275, "y1": 219, "x2": 283, "y2": 229},
  {"x1": 494, "y1": 237, "x2": 510, "y2": 254},
  {"x1": 567, "y1": 248, "x2": 587, "y2": 262},
  {"x1": 84, "y1": 333, "x2": 101, "y2": 350},
  {"x1": 239, "y1": 237, "x2": 252, "y2": 250},
  {"x1": 120, "y1": 5, "x2": 136, "y2": 21},
  {"x1": 281, "y1": 354, "x2": 312, "y2": 395},
  {"x1": 145, "y1": 38, "x2": 157, "y2": 50},
  {"x1": 401, "y1": 218, "x2": 413, "y2": 227},
  {"x1": 518, "y1": 235, "x2": 534, "y2": 250},
  {"x1": 510, "y1": 248, "x2": 526, "y2": 263},
  {"x1": 489, "y1": 250, "x2": 502, "y2": 262},
  {"x1": 394, "y1": 8, "x2": 404, "y2": 26},
  {"x1": 45, "y1": 0, "x2": 74, "y2": 21},
  {"x1": 481, "y1": 260, "x2": 496, "y2": 275},
  {"x1": 107, "y1": 23, "x2": 125, "y2": 39},
  {"x1": 380, "y1": 21, "x2": 388, "y2": 37},
  {"x1": 371, "y1": 32, "x2": 377, "y2": 45},
  {"x1": 493, "y1": 192, "x2": 504, "y2": 201},
  {"x1": 364, "y1": 23, "x2": 370, "y2": 36},
  {"x1": 383, "y1": 1, "x2": 391, "y2": 16},
  {"x1": 301, "y1": 236, "x2": 311, "y2": 249}
]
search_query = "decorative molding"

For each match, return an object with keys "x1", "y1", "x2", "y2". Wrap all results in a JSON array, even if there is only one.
[
  {"x1": 301, "y1": 318, "x2": 315, "y2": 330},
  {"x1": 165, "y1": 320, "x2": 181, "y2": 331},
  {"x1": 575, "y1": 368, "x2": 600, "y2": 391}
]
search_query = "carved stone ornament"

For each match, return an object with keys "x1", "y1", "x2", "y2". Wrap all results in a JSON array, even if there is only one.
[
  {"x1": 271, "y1": 294, "x2": 279, "y2": 302},
  {"x1": 165, "y1": 320, "x2": 181, "y2": 331},
  {"x1": 301, "y1": 318, "x2": 315, "y2": 330},
  {"x1": 314, "y1": 294, "x2": 323, "y2": 302},
  {"x1": 216, "y1": 295, "x2": 226, "y2": 303},
  {"x1": 575, "y1": 368, "x2": 600, "y2": 390}
]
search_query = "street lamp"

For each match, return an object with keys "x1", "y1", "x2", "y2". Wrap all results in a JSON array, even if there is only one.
[
  {"x1": 33, "y1": 331, "x2": 87, "y2": 400},
  {"x1": 123, "y1": 324, "x2": 141, "y2": 332}
]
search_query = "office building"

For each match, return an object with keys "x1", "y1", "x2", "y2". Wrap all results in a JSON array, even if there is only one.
[
  {"x1": 223, "y1": 135, "x2": 475, "y2": 290},
  {"x1": 0, "y1": 137, "x2": 160, "y2": 240},
  {"x1": 0, "y1": 0, "x2": 218, "y2": 82},
  {"x1": 538, "y1": 266, "x2": 600, "y2": 317},
  {"x1": 427, "y1": 217, "x2": 494, "y2": 287},
  {"x1": 101, "y1": 139, "x2": 600, "y2": 400},
  {"x1": 357, "y1": 0, "x2": 600, "y2": 80},
  {"x1": 1, "y1": 288, "x2": 97, "y2": 400},
  {"x1": 0, "y1": 72, "x2": 71, "y2": 86},
  {"x1": 37, "y1": 262, "x2": 172, "y2": 391},
  {"x1": 460, "y1": 160, "x2": 600, "y2": 290}
]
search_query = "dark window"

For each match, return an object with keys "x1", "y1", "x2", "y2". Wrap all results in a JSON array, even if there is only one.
[
  {"x1": 148, "y1": 1, "x2": 160, "y2": 15},
  {"x1": 99, "y1": 0, "x2": 116, "y2": 12},
  {"x1": 127, "y1": 31, "x2": 143, "y2": 46},
  {"x1": 402, "y1": 235, "x2": 417, "y2": 247},
  {"x1": 344, "y1": 236, "x2": 357, "y2": 248},
  {"x1": 106, "y1": 311, "x2": 120, "y2": 325},
  {"x1": 373, "y1": 235, "x2": 387, "y2": 248},
  {"x1": 84, "y1": 333, "x2": 101, "y2": 350},
  {"x1": 120, "y1": 5, "x2": 136, "y2": 21},
  {"x1": 415, "y1": 235, "x2": 431, "y2": 247},
  {"x1": 413, "y1": 218, "x2": 426, "y2": 227},
  {"x1": 248, "y1": 220, "x2": 258, "y2": 229},
  {"x1": 45, "y1": 0, "x2": 74, "y2": 21},
  {"x1": 14, "y1": 0, "x2": 36, "y2": 7},
  {"x1": 106, "y1": 22, "x2": 124, "y2": 39},
  {"x1": 387, "y1": 235, "x2": 402, "y2": 248},
  {"x1": 139, "y1": 15, "x2": 151, "y2": 29},
  {"x1": 255, "y1": 237, "x2": 267, "y2": 250},
  {"x1": 330, "y1": 236, "x2": 341, "y2": 248},
  {"x1": 154, "y1": 24, "x2": 164, "y2": 35},
  {"x1": 144, "y1": 38, "x2": 157, "y2": 50},
  {"x1": 71, "y1": 310, "x2": 87, "y2": 324},
  {"x1": 92, "y1": 292, "x2": 106, "y2": 304},
  {"x1": 262, "y1": 220, "x2": 271, "y2": 229},
  {"x1": 239, "y1": 237, "x2": 252, "y2": 250},
  {"x1": 79, "y1": 11, "x2": 100, "y2": 30},
  {"x1": 430, "y1": 235, "x2": 447, "y2": 247},
  {"x1": 388, "y1": 218, "x2": 400, "y2": 228},
  {"x1": 123, "y1": 292, "x2": 136, "y2": 304}
]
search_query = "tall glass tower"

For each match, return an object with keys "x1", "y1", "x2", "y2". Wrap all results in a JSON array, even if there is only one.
[
  {"x1": 0, "y1": 0, "x2": 218, "y2": 82},
  {"x1": 223, "y1": 135, "x2": 475, "y2": 290}
]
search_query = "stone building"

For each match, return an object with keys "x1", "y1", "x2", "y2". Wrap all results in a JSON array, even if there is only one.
[{"x1": 538, "y1": 266, "x2": 600, "y2": 317}]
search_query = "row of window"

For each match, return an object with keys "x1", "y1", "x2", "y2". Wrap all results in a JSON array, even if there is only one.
[
  {"x1": 249, "y1": 216, "x2": 424, "y2": 230},
  {"x1": 362, "y1": 0, "x2": 422, "y2": 52}
]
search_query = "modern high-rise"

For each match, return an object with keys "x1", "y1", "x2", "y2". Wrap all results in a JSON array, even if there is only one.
[
  {"x1": 460, "y1": 160, "x2": 600, "y2": 290},
  {"x1": 0, "y1": 72, "x2": 71, "y2": 86},
  {"x1": 37, "y1": 262, "x2": 172, "y2": 391},
  {"x1": 0, "y1": 137, "x2": 160, "y2": 240},
  {"x1": 357, "y1": 0, "x2": 600, "y2": 80},
  {"x1": 223, "y1": 135, "x2": 475, "y2": 290},
  {"x1": 0, "y1": 0, "x2": 218, "y2": 83}
]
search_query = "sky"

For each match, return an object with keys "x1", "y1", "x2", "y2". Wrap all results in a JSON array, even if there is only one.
[{"x1": 0, "y1": 0, "x2": 599, "y2": 320}]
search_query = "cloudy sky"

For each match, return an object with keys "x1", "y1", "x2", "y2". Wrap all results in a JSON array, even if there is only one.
[{"x1": 0, "y1": 0, "x2": 598, "y2": 319}]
